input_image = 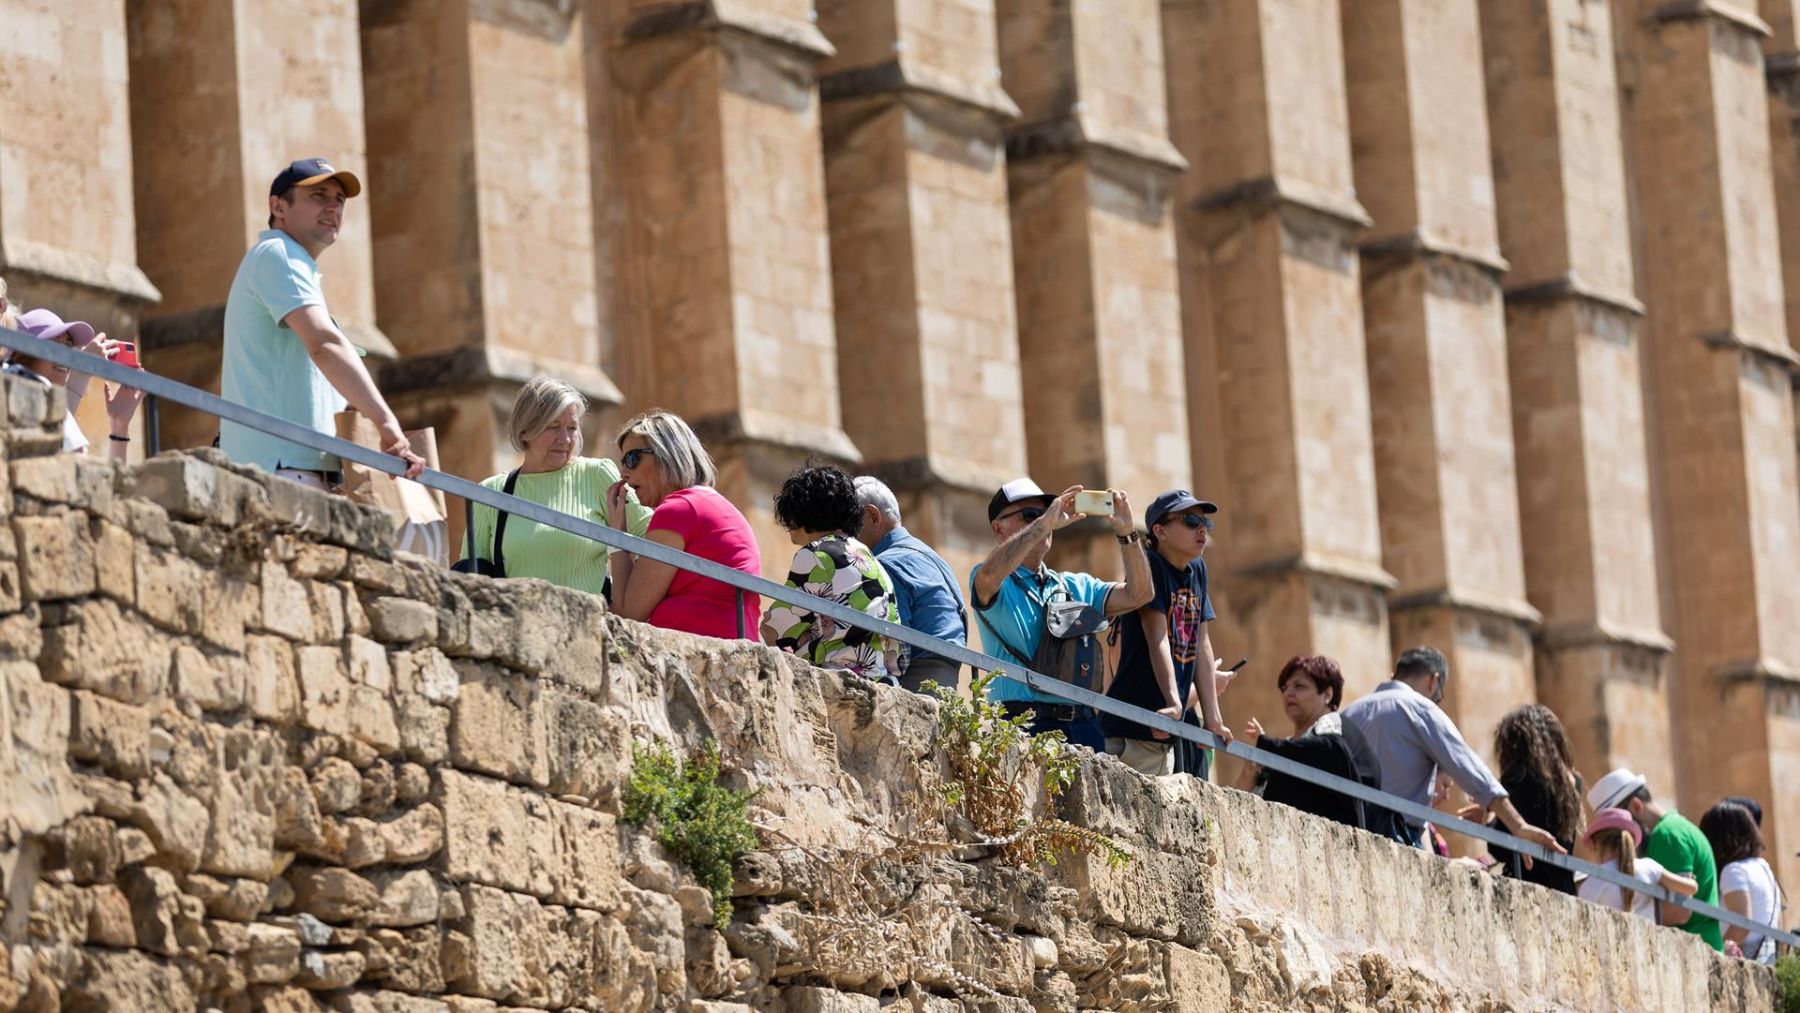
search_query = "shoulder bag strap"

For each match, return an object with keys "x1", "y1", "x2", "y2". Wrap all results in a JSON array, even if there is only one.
[
  {"x1": 462, "y1": 495, "x2": 478, "y2": 562},
  {"x1": 492, "y1": 468, "x2": 521, "y2": 576}
]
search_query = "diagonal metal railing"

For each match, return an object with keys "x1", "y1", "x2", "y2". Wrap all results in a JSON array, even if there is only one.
[{"x1": 3, "y1": 323, "x2": 1792, "y2": 954}]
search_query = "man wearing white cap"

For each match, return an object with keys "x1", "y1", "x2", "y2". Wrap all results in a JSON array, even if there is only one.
[
  {"x1": 1588, "y1": 767, "x2": 1722, "y2": 949},
  {"x1": 969, "y1": 478, "x2": 1152, "y2": 750},
  {"x1": 220, "y1": 158, "x2": 423, "y2": 488}
]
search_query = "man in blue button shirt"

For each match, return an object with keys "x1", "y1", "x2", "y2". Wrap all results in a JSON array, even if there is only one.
[
  {"x1": 853, "y1": 476, "x2": 968, "y2": 693},
  {"x1": 969, "y1": 478, "x2": 1153, "y2": 750}
]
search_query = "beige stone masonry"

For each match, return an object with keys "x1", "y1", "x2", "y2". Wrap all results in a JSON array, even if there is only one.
[
  {"x1": 1480, "y1": 0, "x2": 1676, "y2": 795},
  {"x1": 595, "y1": 0, "x2": 861, "y2": 577},
  {"x1": 125, "y1": 0, "x2": 391, "y2": 453},
  {"x1": 1162, "y1": 0, "x2": 1393, "y2": 769},
  {"x1": 0, "y1": 372, "x2": 1776, "y2": 1010},
  {"x1": 999, "y1": 0, "x2": 1191, "y2": 575},
  {"x1": 1343, "y1": 0, "x2": 1539, "y2": 783},
  {"x1": 1618, "y1": 0, "x2": 1800, "y2": 893},
  {"x1": 362, "y1": 0, "x2": 625, "y2": 488},
  {"x1": 815, "y1": 0, "x2": 1027, "y2": 629}
]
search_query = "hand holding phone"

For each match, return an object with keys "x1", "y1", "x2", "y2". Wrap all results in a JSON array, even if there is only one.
[
  {"x1": 106, "y1": 341, "x2": 140, "y2": 369},
  {"x1": 1073, "y1": 489, "x2": 1114, "y2": 517}
]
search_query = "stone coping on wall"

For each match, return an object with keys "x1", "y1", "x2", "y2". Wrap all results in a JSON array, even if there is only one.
[{"x1": 0, "y1": 374, "x2": 1775, "y2": 1011}]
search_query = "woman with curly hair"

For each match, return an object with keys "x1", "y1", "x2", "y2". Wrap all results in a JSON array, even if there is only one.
[
  {"x1": 1485, "y1": 704, "x2": 1583, "y2": 894},
  {"x1": 760, "y1": 464, "x2": 900, "y2": 680},
  {"x1": 1701, "y1": 799, "x2": 1783, "y2": 963}
]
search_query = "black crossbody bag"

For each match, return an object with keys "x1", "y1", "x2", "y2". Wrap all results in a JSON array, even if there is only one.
[{"x1": 450, "y1": 469, "x2": 520, "y2": 577}]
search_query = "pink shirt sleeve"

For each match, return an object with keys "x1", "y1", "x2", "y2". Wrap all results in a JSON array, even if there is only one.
[{"x1": 647, "y1": 490, "x2": 701, "y2": 541}]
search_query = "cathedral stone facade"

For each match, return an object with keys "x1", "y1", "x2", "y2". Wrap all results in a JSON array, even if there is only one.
[{"x1": 4, "y1": 0, "x2": 1799, "y2": 893}]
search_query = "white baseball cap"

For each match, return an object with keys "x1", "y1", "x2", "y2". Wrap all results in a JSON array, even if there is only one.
[{"x1": 1587, "y1": 767, "x2": 1647, "y2": 812}]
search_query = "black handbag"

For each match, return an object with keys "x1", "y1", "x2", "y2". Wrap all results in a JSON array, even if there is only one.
[{"x1": 450, "y1": 469, "x2": 520, "y2": 577}]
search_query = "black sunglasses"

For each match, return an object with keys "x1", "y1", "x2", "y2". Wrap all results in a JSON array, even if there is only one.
[
  {"x1": 1176, "y1": 513, "x2": 1215, "y2": 531},
  {"x1": 1000, "y1": 505, "x2": 1046, "y2": 523},
  {"x1": 621, "y1": 448, "x2": 655, "y2": 469}
]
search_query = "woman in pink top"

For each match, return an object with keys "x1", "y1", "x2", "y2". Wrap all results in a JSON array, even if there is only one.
[{"x1": 606, "y1": 410, "x2": 761, "y2": 638}]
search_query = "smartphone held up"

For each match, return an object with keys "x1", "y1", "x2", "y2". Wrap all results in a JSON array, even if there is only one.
[
  {"x1": 105, "y1": 341, "x2": 140, "y2": 369},
  {"x1": 1073, "y1": 489, "x2": 1114, "y2": 517}
]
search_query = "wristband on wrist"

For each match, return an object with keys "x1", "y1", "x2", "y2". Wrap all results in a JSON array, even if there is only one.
[
  {"x1": 109, "y1": 434, "x2": 131, "y2": 443},
  {"x1": 1115, "y1": 531, "x2": 1142, "y2": 545}
]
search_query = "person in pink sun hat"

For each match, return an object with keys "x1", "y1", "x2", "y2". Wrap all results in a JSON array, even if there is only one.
[
  {"x1": 1577, "y1": 805, "x2": 1698, "y2": 923},
  {"x1": 5, "y1": 307, "x2": 145, "y2": 461}
]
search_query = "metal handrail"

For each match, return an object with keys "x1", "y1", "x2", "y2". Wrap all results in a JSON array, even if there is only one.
[{"x1": 3, "y1": 324, "x2": 1792, "y2": 953}]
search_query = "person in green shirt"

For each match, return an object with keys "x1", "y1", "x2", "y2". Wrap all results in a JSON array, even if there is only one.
[
  {"x1": 1588, "y1": 767, "x2": 1722, "y2": 950},
  {"x1": 459, "y1": 378, "x2": 650, "y2": 595}
]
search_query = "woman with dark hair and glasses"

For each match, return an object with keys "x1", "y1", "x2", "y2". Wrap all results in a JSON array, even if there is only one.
[
  {"x1": 1701, "y1": 799, "x2": 1783, "y2": 962},
  {"x1": 760, "y1": 464, "x2": 900, "y2": 680},
  {"x1": 607, "y1": 409, "x2": 761, "y2": 638}
]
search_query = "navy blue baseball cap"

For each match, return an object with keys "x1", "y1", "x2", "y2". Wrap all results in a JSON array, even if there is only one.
[
  {"x1": 1145, "y1": 489, "x2": 1218, "y2": 530},
  {"x1": 270, "y1": 158, "x2": 362, "y2": 199}
]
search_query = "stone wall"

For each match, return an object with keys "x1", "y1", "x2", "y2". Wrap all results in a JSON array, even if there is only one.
[{"x1": 0, "y1": 377, "x2": 1777, "y2": 1011}]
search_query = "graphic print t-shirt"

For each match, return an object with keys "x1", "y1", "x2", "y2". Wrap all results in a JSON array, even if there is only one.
[{"x1": 1101, "y1": 551, "x2": 1213, "y2": 741}]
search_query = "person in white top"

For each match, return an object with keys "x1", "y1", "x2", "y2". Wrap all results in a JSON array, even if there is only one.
[
  {"x1": 1701, "y1": 799, "x2": 1784, "y2": 963},
  {"x1": 1578, "y1": 807, "x2": 1697, "y2": 923}
]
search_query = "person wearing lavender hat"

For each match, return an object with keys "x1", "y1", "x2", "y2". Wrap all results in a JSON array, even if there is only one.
[{"x1": 5, "y1": 308, "x2": 144, "y2": 461}]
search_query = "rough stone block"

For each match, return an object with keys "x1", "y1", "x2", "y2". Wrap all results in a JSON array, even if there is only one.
[
  {"x1": 199, "y1": 568, "x2": 259, "y2": 652},
  {"x1": 39, "y1": 599, "x2": 172, "y2": 702},
  {"x1": 348, "y1": 635, "x2": 392, "y2": 691},
  {"x1": 451, "y1": 884, "x2": 631, "y2": 1008},
  {"x1": 298, "y1": 645, "x2": 353, "y2": 736},
  {"x1": 395, "y1": 648, "x2": 459, "y2": 703},
  {"x1": 291, "y1": 867, "x2": 382, "y2": 923},
  {"x1": 6, "y1": 375, "x2": 52, "y2": 427},
  {"x1": 368, "y1": 597, "x2": 437, "y2": 645},
  {"x1": 779, "y1": 987, "x2": 881, "y2": 1012},
  {"x1": 53, "y1": 815, "x2": 124, "y2": 884},
  {"x1": 86, "y1": 883, "x2": 136, "y2": 946},
  {"x1": 544, "y1": 690, "x2": 630, "y2": 803},
  {"x1": 59, "y1": 948, "x2": 197, "y2": 1011},
  {"x1": 134, "y1": 540, "x2": 206, "y2": 634},
  {"x1": 69, "y1": 689, "x2": 152, "y2": 777},
  {"x1": 396, "y1": 695, "x2": 449, "y2": 765},
  {"x1": 93, "y1": 518, "x2": 134, "y2": 606},
  {"x1": 378, "y1": 804, "x2": 445, "y2": 865},
  {"x1": 14, "y1": 512, "x2": 97, "y2": 601},
  {"x1": 130, "y1": 455, "x2": 230, "y2": 524},
  {"x1": 449, "y1": 662, "x2": 547, "y2": 787},
  {"x1": 297, "y1": 949, "x2": 367, "y2": 990},
  {"x1": 291, "y1": 543, "x2": 350, "y2": 580},
  {"x1": 311, "y1": 581, "x2": 348, "y2": 641},
  {"x1": 368, "y1": 869, "x2": 440, "y2": 928},
  {"x1": 438, "y1": 771, "x2": 557, "y2": 898},
  {"x1": 349, "y1": 684, "x2": 401, "y2": 754},
  {"x1": 1164, "y1": 942, "x2": 1229, "y2": 1009},
  {"x1": 170, "y1": 644, "x2": 246, "y2": 714},
  {"x1": 201, "y1": 728, "x2": 283, "y2": 878},
  {"x1": 263, "y1": 563, "x2": 317, "y2": 641},
  {"x1": 242, "y1": 635, "x2": 300, "y2": 722},
  {"x1": 11, "y1": 454, "x2": 78, "y2": 505}
]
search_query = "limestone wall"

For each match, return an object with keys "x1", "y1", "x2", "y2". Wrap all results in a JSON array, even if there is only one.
[{"x1": 0, "y1": 376, "x2": 1776, "y2": 1011}]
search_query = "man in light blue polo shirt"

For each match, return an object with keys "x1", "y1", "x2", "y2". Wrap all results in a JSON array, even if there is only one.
[
  {"x1": 969, "y1": 478, "x2": 1154, "y2": 750},
  {"x1": 221, "y1": 158, "x2": 422, "y2": 486}
]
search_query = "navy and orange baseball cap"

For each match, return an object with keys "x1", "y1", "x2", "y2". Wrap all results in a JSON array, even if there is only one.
[{"x1": 269, "y1": 158, "x2": 362, "y2": 199}]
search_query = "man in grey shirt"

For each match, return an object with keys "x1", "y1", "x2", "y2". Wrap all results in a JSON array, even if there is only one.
[{"x1": 1341, "y1": 646, "x2": 1564, "y2": 857}]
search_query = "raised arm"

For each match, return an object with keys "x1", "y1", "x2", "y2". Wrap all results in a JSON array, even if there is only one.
[
  {"x1": 971, "y1": 486, "x2": 1083, "y2": 607},
  {"x1": 1101, "y1": 490, "x2": 1153, "y2": 616}
]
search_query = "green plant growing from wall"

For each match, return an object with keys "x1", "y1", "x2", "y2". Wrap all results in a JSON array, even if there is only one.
[
  {"x1": 623, "y1": 739, "x2": 760, "y2": 929},
  {"x1": 1776, "y1": 952, "x2": 1800, "y2": 1013},
  {"x1": 927, "y1": 672, "x2": 1131, "y2": 869}
]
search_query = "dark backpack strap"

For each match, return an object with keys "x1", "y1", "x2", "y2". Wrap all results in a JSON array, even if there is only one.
[
  {"x1": 461, "y1": 495, "x2": 477, "y2": 562},
  {"x1": 491, "y1": 468, "x2": 521, "y2": 577}
]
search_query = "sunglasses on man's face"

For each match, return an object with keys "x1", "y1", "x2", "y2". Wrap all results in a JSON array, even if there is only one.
[
  {"x1": 1001, "y1": 505, "x2": 1046, "y2": 524},
  {"x1": 621, "y1": 448, "x2": 655, "y2": 470},
  {"x1": 1176, "y1": 513, "x2": 1214, "y2": 531}
]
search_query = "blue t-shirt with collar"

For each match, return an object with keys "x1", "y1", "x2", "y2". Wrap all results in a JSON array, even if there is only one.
[
  {"x1": 969, "y1": 562, "x2": 1114, "y2": 703},
  {"x1": 220, "y1": 228, "x2": 346, "y2": 473}
]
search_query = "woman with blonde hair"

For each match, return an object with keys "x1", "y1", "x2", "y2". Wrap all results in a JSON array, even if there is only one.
[
  {"x1": 607, "y1": 409, "x2": 761, "y2": 638},
  {"x1": 458, "y1": 377, "x2": 649, "y2": 592},
  {"x1": 1579, "y1": 807, "x2": 1697, "y2": 922}
]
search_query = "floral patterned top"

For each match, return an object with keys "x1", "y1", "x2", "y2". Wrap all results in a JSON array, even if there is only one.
[{"x1": 765, "y1": 535, "x2": 899, "y2": 679}]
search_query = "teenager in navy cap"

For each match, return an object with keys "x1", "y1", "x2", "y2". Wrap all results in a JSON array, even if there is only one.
[
  {"x1": 1100, "y1": 490, "x2": 1235, "y2": 776},
  {"x1": 219, "y1": 158, "x2": 423, "y2": 488}
]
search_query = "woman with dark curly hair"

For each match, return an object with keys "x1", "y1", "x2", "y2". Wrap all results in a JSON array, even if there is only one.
[
  {"x1": 760, "y1": 464, "x2": 900, "y2": 680},
  {"x1": 1485, "y1": 704, "x2": 1583, "y2": 895},
  {"x1": 1701, "y1": 799, "x2": 1782, "y2": 962}
]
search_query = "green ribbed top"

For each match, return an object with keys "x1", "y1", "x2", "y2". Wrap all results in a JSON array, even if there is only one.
[{"x1": 459, "y1": 456, "x2": 652, "y2": 595}]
